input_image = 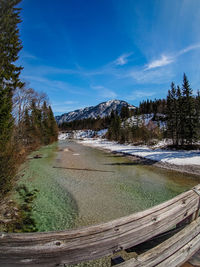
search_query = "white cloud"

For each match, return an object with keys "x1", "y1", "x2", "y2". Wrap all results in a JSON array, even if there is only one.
[
  {"x1": 178, "y1": 43, "x2": 200, "y2": 56},
  {"x1": 146, "y1": 55, "x2": 174, "y2": 70},
  {"x1": 114, "y1": 53, "x2": 132, "y2": 66},
  {"x1": 145, "y1": 43, "x2": 200, "y2": 71},
  {"x1": 129, "y1": 68, "x2": 174, "y2": 84}
]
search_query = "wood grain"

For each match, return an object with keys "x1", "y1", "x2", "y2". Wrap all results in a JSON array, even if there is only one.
[
  {"x1": 0, "y1": 185, "x2": 200, "y2": 266},
  {"x1": 119, "y1": 217, "x2": 200, "y2": 267}
]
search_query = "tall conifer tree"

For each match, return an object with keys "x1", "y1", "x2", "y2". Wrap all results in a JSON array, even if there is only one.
[
  {"x1": 41, "y1": 101, "x2": 50, "y2": 144},
  {"x1": 196, "y1": 90, "x2": 200, "y2": 140},
  {"x1": 182, "y1": 73, "x2": 197, "y2": 144},
  {"x1": 0, "y1": 0, "x2": 22, "y2": 145},
  {"x1": 29, "y1": 100, "x2": 43, "y2": 146},
  {"x1": 0, "y1": 0, "x2": 23, "y2": 193},
  {"x1": 170, "y1": 82, "x2": 178, "y2": 145},
  {"x1": 48, "y1": 106, "x2": 58, "y2": 142},
  {"x1": 176, "y1": 85, "x2": 183, "y2": 145},
  {"x1": 167, "y1": 88, "x2": 174, "y2": 142}
]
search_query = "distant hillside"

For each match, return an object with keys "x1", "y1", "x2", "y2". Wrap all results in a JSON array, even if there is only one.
[{"x1": 55, "y1": 99, "x2": 135, "y2": 124}]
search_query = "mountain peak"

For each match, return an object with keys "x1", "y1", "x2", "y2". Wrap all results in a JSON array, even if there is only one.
[{"x1": 55, "y1": 99, "x2": 135, "y2": 124}]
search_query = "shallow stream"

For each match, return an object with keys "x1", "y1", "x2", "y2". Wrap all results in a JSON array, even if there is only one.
[{"x1": 15, "y1": 140, "x2": 200, "y2": 266}]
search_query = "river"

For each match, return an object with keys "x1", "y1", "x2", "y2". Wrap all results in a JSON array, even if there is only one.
[{"x1": 15, "y1": 140, "x2": 200, "y2": 266}]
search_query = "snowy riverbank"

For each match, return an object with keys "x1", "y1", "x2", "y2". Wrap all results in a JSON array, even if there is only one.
[
  {"x1": 77, "y1": 139, "x2": 200, "y2": 167},
  {"x1": 59, "y1": 131, "x2": 200, "y2": 175}
]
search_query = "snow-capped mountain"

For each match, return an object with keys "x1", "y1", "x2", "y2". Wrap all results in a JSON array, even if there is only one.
[{"x1": 55, "y1": 100, "x2": 135, "y2": 124}]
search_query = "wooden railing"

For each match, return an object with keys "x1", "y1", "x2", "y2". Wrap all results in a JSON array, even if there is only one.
[{"x1": 1, "y1": 185, "x2": 200, "y2": 267}]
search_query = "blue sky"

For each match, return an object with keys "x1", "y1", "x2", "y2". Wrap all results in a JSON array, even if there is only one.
[{"x1": 18, "y1": 0, "x2": 200, "y2": 115}]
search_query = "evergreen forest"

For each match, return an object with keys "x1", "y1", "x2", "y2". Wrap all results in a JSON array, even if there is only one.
[{"x1": 0, "y1": 0, "x2": 58, "y2": 196}]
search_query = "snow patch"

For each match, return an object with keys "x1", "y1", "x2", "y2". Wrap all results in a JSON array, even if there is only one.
[
  {"x1": 78, "y1": 139, "x2": 200, "y2": 166},
  {"x1": 58, "y1": 129, "x2": 108, "y2": 140}
]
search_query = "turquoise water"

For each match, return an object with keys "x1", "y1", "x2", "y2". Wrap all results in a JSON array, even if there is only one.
[
  {"x1": 15, "y1": 143, "x2": 77, "y2": 231},
  {"x1": 15, "y1": 140, "x2": 200, "y2": 266},
  {"x1": 16, "y1": 140, "x2": 199, "y2": 232}
]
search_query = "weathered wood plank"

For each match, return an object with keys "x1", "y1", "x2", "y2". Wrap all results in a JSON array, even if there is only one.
[
  {"x1": 0, "y1": 186, "x2": 200, "y2": 266},
  {"x1": 157, "y1": 227, "x2": 200, "y2": 266},
  {"x1": 118, "y1": 217, "x2": 200, "y2": 267},
  {"x1": 1, "y1": 190, "x2": 196, "y2": 245}
]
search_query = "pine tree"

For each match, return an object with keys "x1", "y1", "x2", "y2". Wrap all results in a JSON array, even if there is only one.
[
  {"x1": 48, "y1": 105, "x2": 58, "y2": 142},
  {"x1": 176, "y1": 85, "x2": 183, "y2": 145},
  {"x1": 170, "y1": 82, "x2": 178, "y2": 145},
  {"x1": 120, "y1": 105, "x2": 130, "y2": 119},
  {"x1": 0, "y1": 0, "x2": 23, "y2": 194},
  {"x1": 167, "y1": 88, "x2": 174, "y2": 142},
  {"x1": 195, "y1": 90, "x2": 200, "y2": 140},
  {"x1": 0, "y1": 0, "x2": 23, "y2": 145},
  {"x1": 41, "y1": 101, "x2": 50, "y2": 144},
  {"x1": 107, "y1": 113, "x2": 121, "y2": 141},
  {"x1": 152, "y1": 100, "x2": 158, "y2": 118},
  {"x1": 182, "y1": 74, "x2": 197, "y2": 144}
]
